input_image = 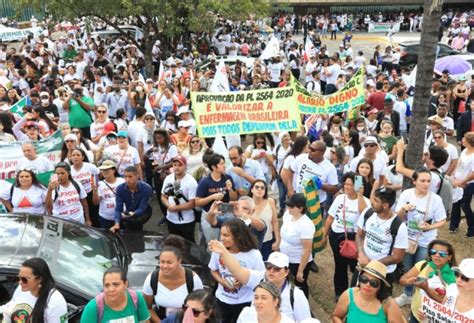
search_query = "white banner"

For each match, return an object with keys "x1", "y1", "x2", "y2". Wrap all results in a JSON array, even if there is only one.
[
  {"x1": 421, "y1": 294, "x2": 473, "y2": 323},
  {"x1": 0, "y1": 27, "x2": 43, "y2": 42},
  {"x1": 368, "y1": 22, "x2": 401, "y2": 33}
]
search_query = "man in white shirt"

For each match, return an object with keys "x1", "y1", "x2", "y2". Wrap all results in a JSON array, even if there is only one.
[
  {"x1": 16, "y1": 143, "x2": 54, "y2": 174},
  {"x1": 324, "y1": 57, "x2": 341, "y2": 95},
  {"x1": 127, "y1": 107, "x2": 148, "y2": 162},
  {"x1": 350, "y1": 136, "x2": 388, "y2": 181},
  {"x1": 268, "y1": 56, "x2": 284, "y2": 88},
  {"x1": 304, "y1": 55, "x2": 318, "y2": 84}
]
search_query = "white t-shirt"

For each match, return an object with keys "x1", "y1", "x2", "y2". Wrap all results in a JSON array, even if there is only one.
[
  {"x1": 1, "y1": 287, "x2": 68, "y2": 323},
  {"x1": 90, "y1": 119, "x2": 108, "y2": 139},
  {"x1": 97, "y1": 178, "x2": 126, "y2": 220},
  {"x1": 454, "y1": 150, "x2": 474, "y2": 185},
  {"x1": 237, "y1": 306, "x2": 295, "y2": 323},
  {"x1": 280, "y1": 212, "x2": 315, "y2": 264},
  {"x1": 15, "y1": 156, "x2": 53, "y2": 174},
  {"x1": 443, "y1": 284, "x2": 474, "y2": 320},
  {"x1": 103, "y1": 145, "x2": 141, "y2": 176},
  {"x1": 394, "y1": 100, "x2": 409, "y2": 131},
  {"x1": 304, "y1": 62, "x2": 317, "y2": 83},
  {"x1": 357, "y1": 210, "x2": 408, "y2": 273},
  {"x1": 161, "y1": 173, "x2": 198, "y2": 224},
  {"x1": 246, "y1": 146, "x2": 273, "y2": 174},
  {"x1": 282, "y1": 155, "x2": 298, "y2": 190},
  {"x1": 127, "y1": 120, "x2": 148, "y2": 149},
  {"x1": 71, "y1": 162, "x2": 100, "y2": 194},
  {"x1": 142, "y1": 270, "x2": 203, "y2": 317},
  {"x1": 326, "y1": 64, "x2": 342, "y2": 85},
  {"x1": 8, "y1": 185, "x2": 47, "y2": 214},
  {"x1": 269, "y1": 62, "x2": 284, "y2": 83},
  {"x1": 0, "y1": 180, "x2": 12, "y2": 212},
  {"x1": 395, "y1": 189, "x2": 446, "y2": 247},
  {"x1": 51, "y1": 181, "x2": 87, "y2": 223},
  {"x1": 439, "y1": 143, "x2": 458, "y2": 173},
  {"x1": 273, "y1": 144, "x2": 291, "y2": 173},
  {"x1": 209, "y1": 249, "x2": 265, "y2": 304},
  {"x1": 350, "y1": 155, "x2": 387, "y2": 181},
  {"x1": 290, "y1": 154, "x2": 338, "y2": 203},
  {"x1": 328, "y1": 194, "x2": 370, "y2": 234}
]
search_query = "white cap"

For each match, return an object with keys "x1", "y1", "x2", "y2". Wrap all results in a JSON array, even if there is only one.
[
  {"x1": 453, "y1": 258, "x2": 474, "y2": 279},
  {"x1": 364, "y1": 136, "x2": 378, "y2": 145},
  {"x1": 265, "y1": 252, "x2": 289, "y2": 268},
  {"x1": 178, "y1": 120, "x2": 191, "y2": 128},
  {"x1": 39, "y1": 91, "x2": 49, "y2": 97},
  {"x1": 177, "y1": 106, "x2": 190, "y2": 116},
  {"x1": 64, "y1": 134, "x2": 78, "y2": 142}
]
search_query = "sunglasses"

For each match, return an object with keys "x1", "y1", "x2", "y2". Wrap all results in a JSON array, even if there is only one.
[
  {"x1": 253, "y1": 185, "x2": 266, "y2": 190},
  {"x1": 65, "y1": 140, "x2": 76, "y2": 143},
  {"x1": 359, "y1": 275, "x2": 381, "y2": 288},
  {"x1": 429, "y1": 249, "x2": 449, "y2": 258},
  {"x1": 454, "y1": 270, "x2": 470, "y2": 283},
  {"x1": 182, "y1": 304, "x2": 206, "y2": 317},
  {"x1": 256, "y1": 141, "x2": 265, "y2": 145},
  {"x1": 191, "y1": 140, "x2": 200, "y2": 144},
  {"x1": 265, "y1": 263, "x2": 284, "y2": 272},
  {"x1": 364, "y1": 143, "x2": 377, "y2": 148},
  {"x1": 17, "y1": 275, "x2": 35, "y2": 284},
  {"x1": 97, "y1": 110, "x2": 107, "y2": 114}
]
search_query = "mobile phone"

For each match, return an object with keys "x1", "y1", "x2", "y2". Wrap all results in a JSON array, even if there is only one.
[
  {"x1": 354, "y1": 175, "x2": 363, "y2": 191},
  {"x1": 218, "y1": 203, "x2": 234, "y2": 214},
  {"x1": 415, "y1": 276, "x2": 426, "y2": 283},
  {"x1": 50, "y1": 174, "x2": 58, "y2": 183}
]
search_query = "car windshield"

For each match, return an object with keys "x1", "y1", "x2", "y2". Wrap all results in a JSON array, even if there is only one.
[{"x1": 37, "y1": 217, "x2": 120, "y2": 298}]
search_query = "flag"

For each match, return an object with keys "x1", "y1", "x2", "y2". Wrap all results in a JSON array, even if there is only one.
[
  {"x1": 144, "y1": 94, "x2": 154, "y2": 115},
  {"x1": 6, "y1": 170, "x2": 54, "y2": 187},
  {"x1": 303, "y1": 176, "x2": 325, "y2": 255},
  {"x1": 9, "y1": 96, "x2": 30, "y2": 117},
  {"x1": 209, "y1": 60, "x2": 240, "y2": 147},
  {"x1": 82, "y1": 27, "x2": 88, "y2": 46},
  {"x1": 303, "y1": 37, "x2": 315, "y2": 62},
  {"x1": 260, "y1": 35, "x2": 280, "y2": 60},
  {"x1": 158, "y1": 60, "x2": 165, "y2": 81}
]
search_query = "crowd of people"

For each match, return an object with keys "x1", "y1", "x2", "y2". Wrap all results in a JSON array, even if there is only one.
[{"x1": 0, "y1": 7, "x2": 473, "y2": 323}]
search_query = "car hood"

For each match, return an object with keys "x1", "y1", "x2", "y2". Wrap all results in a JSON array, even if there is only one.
[{"x1": 117, "y1": 230, "x2": 214, "y2": 290}]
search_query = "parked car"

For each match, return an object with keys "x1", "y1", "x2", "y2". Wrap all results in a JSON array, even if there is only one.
[
  {"x1": 399, "y1": 41, "x2": 460, "y2": 66},
  {"x1": 0, "y1": 213, "x2": 213, "y2": 322}
]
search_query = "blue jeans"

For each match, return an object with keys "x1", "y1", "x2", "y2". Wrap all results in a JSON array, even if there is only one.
[
  {"x1": 403, "y1": 246, "x2": 428, "y2": 296},
  {"x1": 450, "y1": 183, "x2": 474, "y2": 235},
  {"x1": 277, "y1": 177, "x2": 287, "y2": 211}
]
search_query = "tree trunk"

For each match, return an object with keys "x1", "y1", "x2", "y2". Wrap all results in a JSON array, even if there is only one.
[{"x1": 403, "y1": 0, "x2": 443, "y2": 189}]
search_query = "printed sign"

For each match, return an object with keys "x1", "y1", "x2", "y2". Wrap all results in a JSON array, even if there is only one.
[
  {"x1": 191, "y1": 86, "x2": 300, "y2": 137},
  {"x1": 421, "y1": 294, "x2": 474, "y2": 323},
  {"x1": 294, "y1": 67, "x2": 365, "y2": 115},
  {"x1": 368, "y1": 22, "x2": 401, "y2": 33}
]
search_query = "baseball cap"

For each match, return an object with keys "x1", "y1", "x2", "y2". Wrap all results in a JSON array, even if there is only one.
[
  {"x1": 99, "y1": 160, "x2": 117, "y2": 170},
  {"x1": 384, "y1": 96, "x2": 394, "y2": 104},
  {"x1": 453, "y1": 258, "x2": 474, "y2": 279},
  {"x1": 177, "y1": 106, "x2": 190, "y2": 116},
  {"x1": 103, "y1": 121, "x2": 116, "y2": 135},
  {"x1": 286, "y1": 193, "x2": 306, "y2": 209},
  {"x1": 265, "y1": 252, "x2": 289, "y2": 268},
  {"x1": 172, "y1": 155, "x2": 187, "y2": 166},
  {"x1": 106, "y1": 132, "x2": 117, "y2": 138},
  {"x1": 117, "y1": 130, "x2": 128, "y2": 138},
  {"x1": 64, "y1": 133, "x2": 78, "y2": 141},
  {"x1": 39, "y1": 91, "x2": 49, "y2": 98},
  {"x1": 178, "y1": 120, "x2": 190, "y2": 128},
  {"x1": 364, "y1": 136, "x2": 379, "y2": 145}
]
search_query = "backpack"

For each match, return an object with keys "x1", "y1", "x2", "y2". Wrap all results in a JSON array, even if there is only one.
[
  {"x1": 363, "y1": 208, "x2": 403, "y2": 256},
  {"x1": 95, "y1": 288, "x2": 138, "y2": 322},
  {"x1": 431, "y1": 169, "x2": 453, "y2": 216}
]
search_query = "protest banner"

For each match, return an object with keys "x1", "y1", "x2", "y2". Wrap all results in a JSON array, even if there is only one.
[
  {"x1": 0, "y1": 27, "x2": 43, "y2": 42},
  {"x1": 368, "y1": 22, "x2": 401, "y2": 33},
  {"x1": 8, "y1": 96, "x2": 30, "y2": 117},
  {"x1": 191, "y1": 86, "x2": 300, "y2": 137},
  {"x1": 294, "y1": 67, "x2": 366, "y2": 115},
  {"x1": 0, "y1": 130, "x2": 63, "y2": 180},
  {"x1": 421, "y1": 294, "x2": 474, "y2": 323}
]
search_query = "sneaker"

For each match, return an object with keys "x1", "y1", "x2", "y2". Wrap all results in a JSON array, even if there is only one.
[
  {"x1": 158, "y1": 217, "x2": 166, "y2": 226},
  {"x1": 466, "y1": 233, "x2": 474, "y2": 239},
  {"x1": 448, "y1": 228, "x2": 458, "y2": 233},
  {"x1": 310, "y1": 262, "x2": 319, "y2": 273},
  {"x1": 278, "y1": 209, "x2": 284, "y2": 218},
  {"x1": 395, "y1": 293, "x2": 412, "y2": 307}
]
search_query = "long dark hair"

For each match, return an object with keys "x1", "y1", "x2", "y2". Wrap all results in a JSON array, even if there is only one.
[
  {"x1": 348, "y1": 130, "x2": 362, "y2": 157},
  {"x1": 33, "y1": 106, "x2": 57, "y2": 131},
  {"x1": 14, "y1": 169, "x2": 45, "y2": 189},
  {"x1": 153, "y1": 128, "x2": 171, "y2": 148},
  {"x1": 248, "y1": 179, "x2": 268, "y2": 199},
  {"x1": 176, "y1": 289, "x2": 219, "y2": 323},
  {"x1": 71, "y1": 128, "x2": 91, "y2": 150},
  {"x1": 0, "y1": 111, "x2": 14, "y2": 136},
  {"x1": 22, "y1": 258, "x2": 56, "y2": 323},
  {"x1": 287, "y1": 136, "x2": 308, "y2": 158},
  {"x1": 252, "y1": 134, "x2": 268, "y2": 151},
  {"x1": 356, "y1": 158, "x2": 374, "y2": 184},
  {"x1": 427, "y1": 239, "x2": 457, "y2": 267},
  {"x1": 71, "y1": 147, "x2": 90, "y2": 163},
  {"x1": 221, "y1": 218, "x2": 258, "y2": 252}
]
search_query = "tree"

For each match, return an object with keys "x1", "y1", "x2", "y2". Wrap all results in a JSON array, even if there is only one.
[
  {"x1": 403, "y1": 0, "x2": 443, "y2": 188},
  {"x1": 18, "y1": 0, "x2": 270, "y2": 76}
]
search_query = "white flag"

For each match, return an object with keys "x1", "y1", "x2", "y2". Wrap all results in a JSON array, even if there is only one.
[
  {"x1": 144, "y1": 94, "x2": 154, "y2": 115},
  {"x1": 259, "y1": 35, "x2": 280, "y2": 60},
  {"x1": 158, "y1": 60, "x2": 165, "y2": 82},
  {"x1": 210, "y1": 60, "x2": 240, "y2": 147},
  {"x1": 304, "y1": 36, "x2": 315, "y2": 62}
]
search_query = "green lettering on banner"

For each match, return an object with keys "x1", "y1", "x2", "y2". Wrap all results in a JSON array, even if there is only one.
[
  {"x1": 293, "y1": 67, "x2": 366, "y2": 117},
  {"x1": 191, "y1": 86, "x2": 300, "y2": 137}
]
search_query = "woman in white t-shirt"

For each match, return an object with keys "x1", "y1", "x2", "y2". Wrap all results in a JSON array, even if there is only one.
[
  {"x1": 444, "y1": 258, "x2": 474, "y2": 320},
  {"x1": 245, "y1": 134, "x2": 274, "y2": 185},
  {"x1": 70, "y1": 147, "x2": 100, "y2": 227},
  {"x1": 45, "y1": 162, "x2": 91, "y2": 225},
  {"x1": 92, "y1": 160, "x2": 125, "y2": 229},
  {"x1": 1, "y1": 258, "x2": 68, "y2": 323},
  {"x1": 432, "y1": 130, "x2": 458, "y2": 176},
  {"x1": 323, "y1": 172, "x2": 370, "y2": 300},
  {"x1": 279, "y1": 194, "x2": 315, "y2": 299},
  {"x1": 3, "y1": 169, "x2": 47, "y2": 214},
  {"x1": 208, "y1": 218, "x2": 266, "y2": 323},
  {"x1": 396, "y1": 167, "x2": 447, "y2": 303},
  {"x1": 272, "y1": 132, "x2": 292, "y2": 215},
  {"x1": 143, "y1": 235, "x2": 203, "y2": 321},
  {"x1": 182, "y1": 135, "x2": 206, "y2": 176},
  {"x1": 237, "y1": 281, "x2": 295, "y2": 323}
]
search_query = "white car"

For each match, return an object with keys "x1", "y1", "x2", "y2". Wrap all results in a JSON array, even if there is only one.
[{"x1": 91, "y1": 25, "x2": 144, "y2": 42}]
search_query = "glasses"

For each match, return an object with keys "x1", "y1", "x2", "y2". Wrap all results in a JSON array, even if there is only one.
[
  {"x1": 364, "y1": 143, "x2": 377, "y2": 148},
  {"x1": 72, "y1": 131, "x2": 80, "y2": 134},
  {"x1": 359, "y1": 275, "x2": 381, "y2": 288},
  {"x1": 454, "y1": 270, "x2": 470, "y2": 283},
  {"x1": 182, "y1": 304, "x2": 206, "y2": 317},
  {"x1": 434, "y1": 136, "x2": 443, "y2": 139},
  {"x1": 254, "y1": 185, "x2": 266, "y2": 190},
  {"x1": 265, "y1": 263, "x2": 283, "y2": 272},
  {"x1": 18, "y1": 275, "x2": 36, "y2": 284},
  {"x1": 167, "y1": 119, "x2": 174, "y2": 122},
  {"x1": 191, "y1": 140, "x2": 200, "y2": 144},
  {"x1": 65, "y1": 140, "x2": 76, "y2": 143},
  {"x1": 256, "y1": 141, "x2": 265, "y2": 145},
  {"x1": 429, "y1": 249, "x2": 449, "y2": 258},
  {"x1": 97, "y1": 110, "x2": 106, "y2": 114}
]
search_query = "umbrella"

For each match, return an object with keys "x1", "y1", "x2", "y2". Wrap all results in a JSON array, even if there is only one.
[{"x1": 434, "y1": 56, "x2": 472, "y2": 76}]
